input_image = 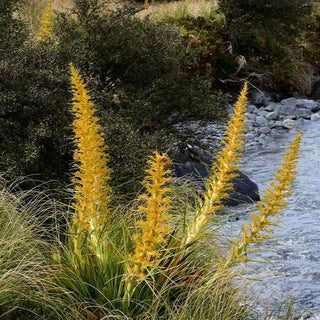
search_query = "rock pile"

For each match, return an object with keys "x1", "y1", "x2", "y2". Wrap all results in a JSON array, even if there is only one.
[{"x1": 245, "y1": 97, "x2": 320, "y2": 147}]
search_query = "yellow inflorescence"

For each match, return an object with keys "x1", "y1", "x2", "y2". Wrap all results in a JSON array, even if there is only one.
[
  {"x1": 128, "y1": 151, "x2": 172, "y2": 278},
  {"x1": 223, "y1": 132, "x2": 303, "y2": 268},
  {"x1": 70, "y1": 63, "x2": 112, "y2": 242},
  {"x1": 185, "y1": 83, "x2": 248, "y2": 245},
  {"x1": 37, "y1": 0, "x2": 54, "y2": 43}
]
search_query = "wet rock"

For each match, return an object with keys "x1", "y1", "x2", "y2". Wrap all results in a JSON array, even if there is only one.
[
  {"x1": 281, "y1": 97, "x2": 298, "y2": 108},
  {"x1": 259, "y1": 126, "x2": 271, "y2": 134},
  {"x1": 275, "y1": 104, "x2": 286, "y2": 115},
  {"x1": 282, "y1": 119, "x2": 300, "y2": 129},
  {"x1": 256, "y1": 116, "x2": 268, "y2": 127},
  {"x1": 283, "y1": 105, "x2": 296, "y2": 115},
  {"x1": 294, "y1": 108, "x2": 312, "y2": 119},
  {"x1": 265, "y1": 103, "x2": 276, "y2": 112},
  {"x1": 172, "y1": 162, "x2": 260, "y2": 206},
  {"x1": 297, "y1": 99, "x2": 320, "y2": 112},
  {"x1": 286, "y1": 114, "x2": 298, "y2": 120},
  {"x1": 247, "y1": 104, "x2": 258, "y2": 113},
  {"x1": 246, "y1": 113, "x2": 257, "y2": 121},
  {"x1": 251, "y1": 90, "x2": 272, "y2": 106},
  {"x1": 246, "y1": 132, "x2": 256, "y2": 140},
  {"x1": 257, "y1": 109, "x2": 268, "y2": 117},
  {"x1": 311, "y1": 113, "x2": 320, "y2": 121},
  {"x1": 266, "y1": 111, "x2": 279, "y2": 120}
]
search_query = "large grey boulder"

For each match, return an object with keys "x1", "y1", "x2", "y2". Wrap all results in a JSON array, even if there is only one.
[{"x1": 172, "y1": 162, "x2": 260, "y2": 206}]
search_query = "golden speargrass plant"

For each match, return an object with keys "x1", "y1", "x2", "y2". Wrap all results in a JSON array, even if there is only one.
[
  {"x1": 220, "y1": 132, "x2": 303, "y2": 270},
  {"x1": 185, "y1": 82, "x2": 248, "y2": 246},
  {"x1": 37, "y1": 0, "x2": 54, "y2": 43},
  {"x1": 128, "y1": 151, "x2": 173, "y2": 279},
  {"x1": 70, "y1": 63, "x2": 112, "y2": 254}
]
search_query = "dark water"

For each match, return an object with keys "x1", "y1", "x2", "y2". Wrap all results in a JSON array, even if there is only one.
[{"x1": 225, "y1": 120, "x2": 320, "y2": 315}]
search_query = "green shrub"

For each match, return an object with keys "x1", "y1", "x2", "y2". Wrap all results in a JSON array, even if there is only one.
[{"x1": 219, "y1": 0, "x2": 312, "y2": 54}]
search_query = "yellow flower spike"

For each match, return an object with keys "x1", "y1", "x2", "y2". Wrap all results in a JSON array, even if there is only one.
[
  {"x1": 37, "y1": 0, "x2": 54, "y2": 43},
  {"x1": 222, "y1": 132, "x2": 302, "y2": 268},
  {"x1": 128, "y1": 151, "x2": 172, "y2": 279},
  {"x1": 185, "y1": 82, "x2": 248, "y2": 246},
  {"x1": 70, "y1": 63, "x2": 112, "y2": 251}
]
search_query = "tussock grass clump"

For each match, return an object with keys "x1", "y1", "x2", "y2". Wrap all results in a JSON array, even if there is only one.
[
  {"x1": 0, "y1": 179, "x2": 76, "y2": 319},
  {"x1": 137, "y1": 0, "x2": 219, "y2": 22},
  {"x1": 50, "y1": 66, "x2": 302, "y2": 319}
]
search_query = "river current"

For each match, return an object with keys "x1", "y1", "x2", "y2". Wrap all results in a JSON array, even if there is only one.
[{"x1": 225, "y1": 120, "x2": 320, "y2": 316}]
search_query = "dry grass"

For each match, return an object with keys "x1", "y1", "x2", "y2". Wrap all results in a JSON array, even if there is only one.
[
  {"x1": 136, "y1": 0, "x2": 219, "y2": 21},
  {"x1": 17, "y1": 0, "x2": 74, "y2": 32}
]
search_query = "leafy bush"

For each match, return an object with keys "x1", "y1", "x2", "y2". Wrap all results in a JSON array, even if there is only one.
[
  {"x1": 0, "y1": 1, "x2": 227, "y2": 195},
  {"x1": 219, "y1": 0, "x2": 312, "y2": 54}
]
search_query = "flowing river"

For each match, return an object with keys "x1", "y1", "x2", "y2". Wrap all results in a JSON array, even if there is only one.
[{"x1": 225, "y1": 120, "x2": 320, "y2": 316}]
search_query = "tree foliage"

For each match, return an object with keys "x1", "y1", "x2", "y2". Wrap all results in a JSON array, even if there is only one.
[{"x1": 219, "y1": 0, "x2": 312, "y2": 53}]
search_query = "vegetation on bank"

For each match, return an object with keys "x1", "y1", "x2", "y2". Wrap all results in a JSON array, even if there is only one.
[
  {"x1": 0, "y1": 2, "x2": 312, "y2": 317},
  {"x1": 0, "y1": 0, "x2": 317, "y2": 194},
  {"x1": 0, "y1": 69, "x2": 302, "y2": 318}
]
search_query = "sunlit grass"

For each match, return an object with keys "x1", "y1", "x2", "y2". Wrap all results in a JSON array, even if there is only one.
[{"x1": 136, "y1": 0, "x2": 219, "y2": 22}]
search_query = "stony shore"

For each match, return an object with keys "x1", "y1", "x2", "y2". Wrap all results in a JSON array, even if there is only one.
[{"x1": 245, "y1": 95, "x2": 320, "y2": 148}]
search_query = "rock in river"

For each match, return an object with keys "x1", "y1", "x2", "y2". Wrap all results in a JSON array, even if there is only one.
[{"x1": 172, "y1": 161, "x2": 260, "y2": 207}]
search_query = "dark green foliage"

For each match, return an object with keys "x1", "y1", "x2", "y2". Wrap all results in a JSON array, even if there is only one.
[
  {"x1": 0, "y1": 1, "x2": 227, "y2": 195},
  {"x1": 219, "y1": 0, "x2": 312, "y2": 54},
  {"x1": 0, "y1": 45, "x2": 72, "y2": 185},
  {"x1": 0, "y1": 0, "x2": 24, "y2": 52}
]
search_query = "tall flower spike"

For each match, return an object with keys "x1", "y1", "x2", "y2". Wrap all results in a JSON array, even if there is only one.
[
  {"x1": 128, "y1": 151, "x2": 172, "y2": 279},
  {"x1": 70, "y1": 63, "x2": 112, "y2": 247},
  {"x1": 185, "y1": 83, "x2": 248, "y2": 245},
  {"x1": 37, "y1": 0, "x2": 54, "y2": 43},
  {"x1": 222, "y1": 132, "x2": 302, "y2": 269}
]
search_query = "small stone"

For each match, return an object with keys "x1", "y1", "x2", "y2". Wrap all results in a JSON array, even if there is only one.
[
  {"x1": 257, "y1": 110, "x2": 268, "y2": 117},
  {"x1": 282, "y1": 119, "x2": 299, "y2": 129},
  {"x1": 251, "y1": 91, "x2": 271, "y2": 106},
  {"x1": 259, "y1": 126, "x2": 271, "y2": 134},
  {"x1": 265, "y1": 103, "x2": 275, "y2": 112},
  {"x1": 285, "y1": 114, "x2": 297, "y2": 120},
  {"x1": 245, "y1": 120, "x2": 255, "y2": 128},
  {"x1": 283, "y1": 105, "x2": 296, "y2": 115},
  {"x1": 274, "y1": 121, "x2": 283, "y2": 127},
  {"x1": 246, "y1": 113, "x2": 256, "y2": 121},
  {"x1": 281, "y1": 97, "x2": 298, "y2": 108},
  {"x1": 297, "y1": 99, "x2": 320, "y2": 112},
  {"x1": 294, "y1": 108, "x2": 312, "y2": 119},
  {"x1": 256, "y1": 115, "x2": 268, "y2": 127},
  {"x1": 247, "y1": 104, "x2": 258, "y2": 113},
  {"x1": 266, "y1": 111, "x2": 279, "y2": 120},
  {"x1": 246, "y1": 132, "x2": 255, "y2": 140},
  {"x1": 275, "y1": 104, "x2": 286, "y2": 115},
  {"x1": 311, "y1": 113, "x2": 320, "y2": 121}
]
